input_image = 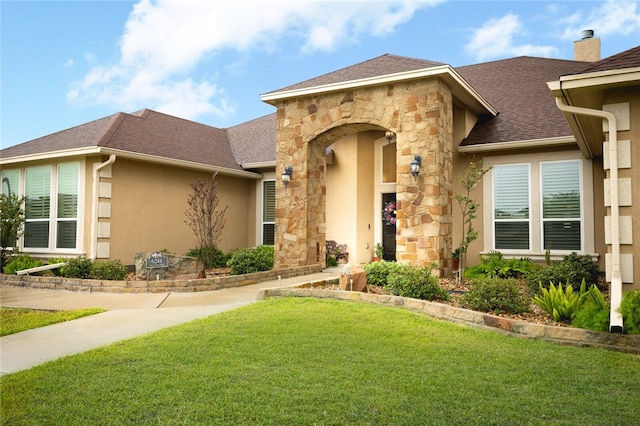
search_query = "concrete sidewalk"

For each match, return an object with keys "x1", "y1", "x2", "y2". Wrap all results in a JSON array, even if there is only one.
[{"x1": 0, "y1": 271, "x2": 340, "y2": 376}]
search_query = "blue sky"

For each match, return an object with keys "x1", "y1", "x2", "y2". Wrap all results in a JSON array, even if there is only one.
[{"x1": 2, "y1": 0, "x2": 639, "y2": 149}]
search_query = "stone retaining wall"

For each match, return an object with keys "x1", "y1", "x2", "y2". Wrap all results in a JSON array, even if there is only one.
[
  {"x1": 258, "y1": 287, "x2": 640, "y2": 354},
  {"x1": 0, "y1": 265, "x2": 323, "y2": 293}
]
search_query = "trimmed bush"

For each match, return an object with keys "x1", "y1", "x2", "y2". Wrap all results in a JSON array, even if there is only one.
[
  {"x1": 3, "y1": 254, "x2": 43, "y2": 275},
  {"x1": 386, "y1": 264, "x2": 449, "y2": 301},
  {"x1": 187, "y1": 245, "x2": 229, "y2": 269},
  {"x1": 460, "y1": 277, "x2": 530, "y2": 315},
  {"x1": 363, "y1": 261, "x2": 402, "y2": 288},
  {"x1": 91, "y1": 260, "x2": 127, "y2": 281},
  {"x1": 227, "y1": 245, "x2": 274, "y2": 275},
  {"x1": 619, "y1": 290, "x2": 640, "y2": 334},
  {"x1": 59, "y1": 257, "x2": 93, "y2": 279},
  {"x1": 525, "y1": 252, "x2": 602, "y2": 294}
]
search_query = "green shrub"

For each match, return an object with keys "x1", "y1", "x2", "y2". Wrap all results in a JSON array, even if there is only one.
[
  {"x1": 619, "y1": 290, "x2": 640, "y2": 334},
  {"x1": 227, "y1": 245, "x2": 274, "y2": 275},
  {"x1": 465, "y1": 251, "x2": 538, "y2": 280},
  {"x1": 532, "y1": 280, "x2": 588, "y2": 322},
  {"x1": 385, "y1": 264, "x2": 450, "y2": 301},
  {"x1": 47, "y1": 257, "x2": 70, "y2": 276},
  {"x1": 363, "y1": 261, "x2": 402, "y2": 287},
  {"x1": 187, "y1": 245, "x2": 229, "y2": 269},
  {"x1": 327, "y1": 255, "x2": 338, "y2": 267},
  {"x1": 91, "y1": 259, "x2": 127, "y2": 280},
  {"x1": 572, "y1": 285, "x2": 609, "y2": 332},
  {"x1": 3, "y1": 254, "x2": 43, "y2": 274},
  {"x1": 525, "y1": 252, "x2": 602, "y2": 294},
  {"x1": 59, "y1": 257, "x2": 93, "y2": 279},
  {"x1": 460, "y1": 277, "x2": 530, "y2": 315}
]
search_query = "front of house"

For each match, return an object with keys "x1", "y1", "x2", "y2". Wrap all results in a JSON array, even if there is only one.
[{"x1": 2, "y1": 36, "x2": 638, "y2": 299}]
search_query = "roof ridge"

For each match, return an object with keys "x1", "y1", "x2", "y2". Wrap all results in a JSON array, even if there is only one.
[{"x1": 96, "y1": 112, "x2": 127, "y2": 148}]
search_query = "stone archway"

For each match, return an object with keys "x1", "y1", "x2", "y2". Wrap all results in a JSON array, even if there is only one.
[{"x1": 273, "y1": 78, "x2": 454, "y2": 276}]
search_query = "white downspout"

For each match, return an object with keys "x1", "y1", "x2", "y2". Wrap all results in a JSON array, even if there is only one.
[
  {"x1": 554, "y1": 96, "x2": 623, "y2": 333},
  {"x1": 90, "y1": 155, "x2": 116, "y2": 260}
]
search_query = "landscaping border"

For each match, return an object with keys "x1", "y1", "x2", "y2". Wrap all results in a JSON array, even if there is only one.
[
  {"x1": 0, "y1": 264, "x2": 323, "y2": 293},
  {"x1": 258, "y1": 286, "x2": 640, "y2": 355}
]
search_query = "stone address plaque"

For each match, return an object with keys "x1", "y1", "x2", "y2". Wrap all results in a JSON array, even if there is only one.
[{"x1": 146, "y1": 252, "x2": 168, "y2": 268}]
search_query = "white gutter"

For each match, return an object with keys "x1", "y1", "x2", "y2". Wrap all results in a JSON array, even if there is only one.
[
  {"x1": 553, "y1": 96, "x2": 623, "y2": 333},
  {"x1": 458, "y1": 136, "x2": 576, "y2": 154},
  {"x1": 90, "y1": 154, "x2": 116, "y2": 260}
]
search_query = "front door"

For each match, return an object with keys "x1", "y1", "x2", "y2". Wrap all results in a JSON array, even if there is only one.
[{"x1": 382, "y1": 193, "x2": 396, "y2": 261}]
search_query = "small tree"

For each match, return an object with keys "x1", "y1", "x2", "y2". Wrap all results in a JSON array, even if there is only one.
[
  {"x1": 0, "y1": 192, "x2": 26, "y2": 271},
  {"x1": 184, "y1": 173, "x2": 228, "y2": 266},
  {"x1": 454, "y1": 161, "x2": 491, "y2": 280}
]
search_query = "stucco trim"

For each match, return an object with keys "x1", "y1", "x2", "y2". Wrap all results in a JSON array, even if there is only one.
[
  {"x1": 261, "y1": 65, "x2": 497, "y2": 116},
  {"x1": 549, "y1": 67, "x2": 640, "y2": 91}
]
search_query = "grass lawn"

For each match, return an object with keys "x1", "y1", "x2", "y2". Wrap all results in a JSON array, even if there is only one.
[
  {"x1": 1, "y1": 297, "x2": 639, "y2": 425},
  {"x1": 0, "y1": 307, "x2": 106, "y2": 336}
]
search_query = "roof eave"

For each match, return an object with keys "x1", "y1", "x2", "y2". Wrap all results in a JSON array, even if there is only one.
[
  {"x1": 261, "y1": 65, "x2": 497, "y2": 116},
  {"x1": 458, "y1": 136, "x2": 577, "y2": 154},
  {"x1": 0, "y1": 147, "x2": 103, "y2": 165},
  {"x1": 100, "y1": 148, "x2": 263, "y2": 179}
]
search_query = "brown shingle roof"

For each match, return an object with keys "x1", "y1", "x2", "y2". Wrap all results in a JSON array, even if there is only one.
[
  {"x1": 264, "y1": 54, "x2": 445, "y2": 95},
  {"x1": 227, "y1": 113, "x2": 276, "y2": 165},
  {"x1": 576, "y1": 45, "x2": 640, "y2": 74},
  {"x1": 1, "y1": 109, "x2": 244, "y2": 172},
  {"x1": 0, "y1": 113, "x2": 123, "y2": 158},
  {"x1": 457, "y1": 56, "x2": 589, "y2": 145}
]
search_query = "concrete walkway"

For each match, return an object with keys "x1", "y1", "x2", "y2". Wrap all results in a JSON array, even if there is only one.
[{"x1": 0, "y1": 271, "x2": 340, "y2": 376}]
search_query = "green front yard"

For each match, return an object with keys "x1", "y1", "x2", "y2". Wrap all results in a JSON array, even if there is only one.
[{"x1": 1, "y1": 297, "x2": 639, "y2": 425}]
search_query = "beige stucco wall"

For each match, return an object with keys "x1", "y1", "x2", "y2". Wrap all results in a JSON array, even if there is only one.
[
  {"x1": 325, "y1": 132, "x2": 376, "y2": 265},
  {"x1": 105, "y1": 159, "x2": 253, "y2": 264}
]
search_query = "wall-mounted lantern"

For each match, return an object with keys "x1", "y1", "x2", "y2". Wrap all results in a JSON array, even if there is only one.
[
  {"x1": 410, "y1": 155, "x2": 421, "y2": 180},
  {"x1": 281, "y1": 166, "x2": 293, "y2": 187},
  {"x1": 385, "y1": 130, "x2": 394, "y2": 144}
]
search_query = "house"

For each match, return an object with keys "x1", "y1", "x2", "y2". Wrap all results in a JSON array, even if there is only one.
[{"x1": 2, "y1": 36, "x2": 638, "y2": 305}]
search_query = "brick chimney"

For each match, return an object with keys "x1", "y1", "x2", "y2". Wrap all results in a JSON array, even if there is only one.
[{"x1": 574, "y1": 29, "x2": 601, "y2": 62}]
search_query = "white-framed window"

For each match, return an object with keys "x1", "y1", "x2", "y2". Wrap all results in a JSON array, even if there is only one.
[
  {"x1": 484, "y1": 152, "x2": 593, "y2": 257},
  {"x1": 261, "y1": 180, "x2": 275, "y2": 245},
  {"x1": 540, "y1": 160, "x2": 581, "y2": 251},
  {"x1": 493, "y1": 163, "x2": 531, "y2": 250},
  {"x1": 10, "y1": 161, "x2": 82, "y2": 252}
]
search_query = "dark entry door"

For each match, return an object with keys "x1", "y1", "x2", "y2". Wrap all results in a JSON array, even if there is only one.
[{"x1": 382, "y1": 193, "x2": 396, "y2": 261}]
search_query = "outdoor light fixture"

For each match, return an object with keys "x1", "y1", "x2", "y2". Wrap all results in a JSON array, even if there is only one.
[
  {"x1": 410, "y1": 155, "x2": 422, "y2": 180},
  {"x1": 385, "y1": 130, "x2": 394, "y2": 144},
  {"x1": 281, "y1": 166, "x2": 293, "y2": 187}
]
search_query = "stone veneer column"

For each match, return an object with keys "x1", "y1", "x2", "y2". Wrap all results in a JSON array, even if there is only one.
[
  {"x1": 394, "y1": 80, "x2": 453, "y2": 275},
  {"x1": 273, "y1": 79, "x2": 453, "y2": 272}
]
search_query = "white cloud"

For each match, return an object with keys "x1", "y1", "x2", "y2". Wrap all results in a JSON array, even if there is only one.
[
  {"x1": 465, "y1": 13, "x2": 557, "y2": 62},
  {"x1": 560, "y1": 0, "x2": 640, "y2": 40},
  {"x1": 68, "y1": 0, "x2": 440, "y2": 122}
]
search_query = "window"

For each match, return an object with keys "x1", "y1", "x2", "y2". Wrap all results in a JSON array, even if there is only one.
[
  {"x1": 382, "y1": 143, "x2": 396, "y2": 183},
  {"x1": 20, "y1": 162, "x2": 80, "y2": 251},
  {"x1": 262, "y1": 180, "x2": 275, "y2": 245},
  {"x1": 486, "y1": 154, "x2": 590, "y2": 256},
  {"x1": 493, "y1": 164, "x2": 530, "y2": 250},
  {"x1": 541, "y1": 161, "x2": 581, "y2": 251},
  {"x1": 1, "y1": 170, "x2": 19, "y2": 196},
  {"x1": 56, "y1": 163, "x2": 79, "y2": 249},
  {"x1": 24, "y1": 166, "x2": 51, "y2": 248}
]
